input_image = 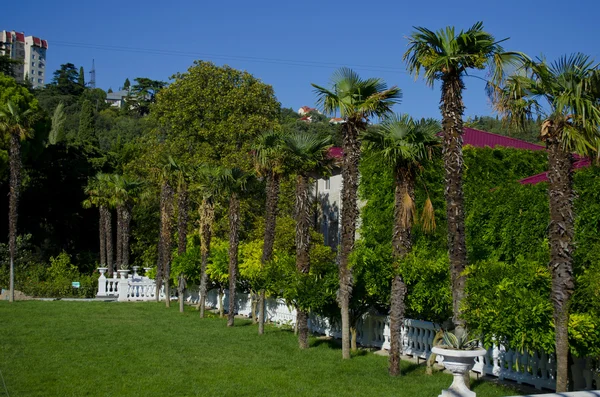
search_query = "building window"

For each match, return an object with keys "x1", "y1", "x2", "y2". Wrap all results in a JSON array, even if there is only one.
[
  {"x1": 38, "y1": 71, "x2": 42, "y2": 76},
  {"x1": 325, "y1": 178, "x2": 330, "y2": 190},
  {"x1": 38, "y1": 79, "x2": 42, "y2": 83},
  {"x1": 31, "y1": 62, "x2": 35, "y2": 67},
  {"x1": 32, "y1": 54, "x2": 35, "y2": 59}
]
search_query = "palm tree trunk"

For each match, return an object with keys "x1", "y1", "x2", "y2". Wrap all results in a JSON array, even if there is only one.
[
  {"x1": 199, "y1": 199, "x2": 214, "y2": 318},
  {"x1": 104, "y1": 206, "x2": 114, "y2": 276},
  {"x1": 296, "y1": 174, "x2": 311, "y2": 349},
  {"x1": 339, "y1": 121, "x2": 361, "y2": 359},
  {"x1": 116, "y1": 205, "x2": 123, "y2": 269},
  {"x1": 389, "y1": 167, "x2": 414, "y2": 376},
  {"x1": 8, "y1": 133, "x2": 21, "y2": 303},
  {"x1": 99, "y1": 206, "x2": 106, "y2": 266},
  {"x1": 259, "y1": 173, "x2": 280, "y2": 335},
  {"x1": 159, "y1": 180, "x2": 174, "y2": 307},
  {"x1": 177, "y1": 183, "x2": 188, "y2": 255},
  {"x1": 121, "y1": 205, "x2": 131, "y2": 268},
  {"x1": 441, "y1": 74, "x2": 468, "y2": 332},
  {"x1": 546, "y1": 136, "x2": 575, "y2": 393},
  {"x1": 227, "y1": 193, "x2": 240, "y2": 327}
]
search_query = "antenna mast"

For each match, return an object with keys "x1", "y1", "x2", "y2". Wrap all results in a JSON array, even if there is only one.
[{"x1": 89, "y1": 59, "x2": 96, "y2": 88}]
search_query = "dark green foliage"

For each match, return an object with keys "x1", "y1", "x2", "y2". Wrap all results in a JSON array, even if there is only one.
[
  {"x1": 78, "y1": 66, "x2": 85, "y2": 87},
  {"x1": 77, "y1": 99, "x2": 95, "y2": 144}
]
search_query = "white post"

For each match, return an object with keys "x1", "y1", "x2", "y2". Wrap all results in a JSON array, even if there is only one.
[
  {"x1": 97, "y1": 267, "x2": 108, "y2": 297},
  {"x1": 117, "y1": 270, "x2": 130, "y2": 302}
]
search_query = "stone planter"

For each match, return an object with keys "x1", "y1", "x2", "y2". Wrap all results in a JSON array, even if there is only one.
[{"x1": 431, "y1": 346, "x2": 486, "y2": 397}]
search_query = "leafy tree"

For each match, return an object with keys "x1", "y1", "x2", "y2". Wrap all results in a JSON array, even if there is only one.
[
  {"x1": 492, "y1": 53, "x2": 600, "y2": 391},
  {"x1": 252, "y1": 130, "x2": 287, "y2": 334},
  {"x1": 127, "y1": 78, "x2": 166, "y2": 116},
  {"x1": 50, "y1": 63, "x2": 83, "y2": 96},
  {"x1": 123, "y1": 78, "x2": 131, "y2": 90},
  {"x1": 363, "y1": 114, "x2": 440, "y2": 375},
  {"x1": 283, "y1": 130, "x2": 332, "y2": 348},
  {"x1": 48, "y1": 102, "x2": 66, "y2": 145},
  {"x1": 78, "y1": 99, "x2": 96, "y2": 145},
  {"x1": 153, "y1": 61, "x2": 280, "y2": 171},
  {"x1": 312, "y1": 67, "x2": 401, "y2": 359},
  {"x1": 403, "y1": 22, "x2": 522, "y2": 338},
  {"x1": 0, "y1": 56, "x2": 21, "y2": 78}
]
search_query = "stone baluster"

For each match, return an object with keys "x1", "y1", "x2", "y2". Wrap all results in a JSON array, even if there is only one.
[
  {"x1": 117, "y1": 270, "x2": 129, "y2": 302},
  {"x1": 97, "y1": 267, "x2": 108, "y2": 297}
]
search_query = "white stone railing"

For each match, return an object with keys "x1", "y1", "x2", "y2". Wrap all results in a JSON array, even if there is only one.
[{"x1": 96, "y1": 271, "x2": 599, "y2": 391}]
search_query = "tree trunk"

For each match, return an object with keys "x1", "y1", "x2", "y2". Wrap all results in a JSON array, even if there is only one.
[
  {"x1": 350, "y1": 326, "x2": 357, "y2": 352},
  {"x1": 297, "y1": 310, "x2": 309, "y2": 349},
  {"x1": 389, "y1": 167, "x2": 414, "y2": 376},
  {"x1": 121, "y1": 205, "x2": 131, "y2": 268},
  {"x1": 227, "y1": 193, "x2": 241, "y2": 327},
  {"x1": 251, "y1": 292, "x2": 258, "y2": 324},
  {"x1": 546, "y1": 133, "x2": 575, "y2": 393},
  {"x1": 99, "y1": 207, "x2": 106, "y2": 266},
  {"x1": 8, "y1": 133, "x2": 21, "y2": 303},
  {"x1": 259, "y1": 173, "x2": 280, "y2": 335},
  {"x1": 296, "y1": 174, "x2": 312, "y2": 349},
  {"x1": 159, "y1": 180, "x2": 174, "y2": 308},
  {"x1": 177, "y1": 183, "x2": 188, "y2": 255},
  {"x1": 178, "y1": 273, "x2": 186, "y2": 313},
  {"x1": 104, "y1": 206, "x2": 114, "y2": 276},
  {"x1": 440, "y1": 74, "x2": 468, "y2": 332},
  {"x1": 116, "y1": 205, "x2": 123, "y2": 269},
  {"x1": 199, "y1": 199, "x2": 214, "y2": 319},
  {"x1": 339, "y1": 121, "x2": 361, "y2": 359}
]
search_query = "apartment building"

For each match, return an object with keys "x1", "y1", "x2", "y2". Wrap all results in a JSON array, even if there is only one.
[{"x1": 0, "y1": 30, "x2": 48, "y2": 88}]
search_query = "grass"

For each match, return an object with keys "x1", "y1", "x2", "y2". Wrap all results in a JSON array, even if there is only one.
[{"x1": 0, "y1": 301, "x2": 518, "y2": 397}]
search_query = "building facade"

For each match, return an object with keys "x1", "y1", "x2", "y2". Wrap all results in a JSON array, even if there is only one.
[{"x1": 0, "y1": 30, "x2": 48, "y2": 88}]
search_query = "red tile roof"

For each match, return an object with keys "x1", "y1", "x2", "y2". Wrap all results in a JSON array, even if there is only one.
[
  {"x1": 461, "y1": 128, "x2": 545, "y2": 150},
  {"x1": 15, "y1": 32, "x2": 24, "y2": 43},
  {"x1": 41, "y1": 40, "x2": 48, "y2": 49},
  {"x1": 33, "y1": 37, "x2": 41, "y2": 47},
  {"x1": 519, "y1": 158, "x2": 591, "y2": 185}
]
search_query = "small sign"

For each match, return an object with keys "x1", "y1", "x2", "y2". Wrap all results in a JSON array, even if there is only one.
[{"x1": 72, "y1": 282, "x2": 81, "y2": 288}]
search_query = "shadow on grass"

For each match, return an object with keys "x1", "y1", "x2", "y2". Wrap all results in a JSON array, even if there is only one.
[
  {"x1": 401, "y1": 362, "x2": 421, "y2": 376},
  {"x1": 311, "y1": 337, "x2": 341, "y2": 350}
]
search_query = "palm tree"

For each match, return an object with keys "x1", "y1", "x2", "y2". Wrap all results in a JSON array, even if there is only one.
[
  {"x1": 222, "y1": 167, "x2": 251, "y2": 327},
  {"x1": 252, "y1": 130, "x2": 287, "y2": 335},
  {"x1": 155, "y1": 158, "x2": 176, "y2": 307},
  {"x1": 492, "y1": 53, "x2": 600, "y2": 392},
  {"x1": 192, "y1": 164, "x2": 228, "y2": 318},
  {"x1": 109, "y1": 174, "x2": 143, "y2": 269},
  {"x1": 404, "y1": 22, "x2": 523, "y2": 334},
  {"x1": 83, "y1": 173, "x2": 113, "y2": 273},
  {"x1": 312, "y1": 68, "x2": 401, "y2": 358},
  {"x1": 283, "y1": 130, "x2": 333, "y2": 349},
  {"x1": 0, "y1": 101, "x2": 34, "y2": 303},
  {"x1": 363, "y1": 114, "x2": 440, "y2": 375}
]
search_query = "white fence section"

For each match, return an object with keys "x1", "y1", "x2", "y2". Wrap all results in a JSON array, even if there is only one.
[{"x1": 97, "y1": 270, "x2": 599, "y2": 392}]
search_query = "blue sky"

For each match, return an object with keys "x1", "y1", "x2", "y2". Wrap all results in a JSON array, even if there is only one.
[{"x1": 3, "y1": 0, "x2": 599, "y2": 120}]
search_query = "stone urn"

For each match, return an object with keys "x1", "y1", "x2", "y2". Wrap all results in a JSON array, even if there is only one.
[{"x1": 431, "y1": 346, "x2": 486, "y2": 397}]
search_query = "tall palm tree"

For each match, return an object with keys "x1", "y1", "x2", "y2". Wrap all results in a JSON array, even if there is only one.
[
  {"x1": 283, "y1": 130, "x2": 332, "y2": 349},
  {"x1": 252, "y1": 130, "x2": 287, "y2": 335},
  {"x1": 0, "y1": 101, "x2": 34, "y2": 303},
  {"x1": 492, "y1": 53, "x2": 600, "y2": 392},
  {"x1": 83, "y1": 173, "x2": 113, "y2": 272},
  {"x1": 109, "y1": 174, "x2": 143, "y2": 269},
  {"x1": 170, "y1": 159, "x2": 189, "y2": 256},
  {"x1": 192, "y1": 164, "x2": 228, "y2": 318},
  {"x1": 404, "y1": 22, "x2": 523, "y2": 334},
  {"x1": 312, "y1": 68, "x2": 401, "y2": 358},
  {"x1": 223, "y1": 167, "x2": 251, "y2": 327},
  {"x1": 155, "y1": 158, "x2": 176, "y2": 307},
  {"x1": 363, "y1": 114, "x2": 440, "y2": 376}
]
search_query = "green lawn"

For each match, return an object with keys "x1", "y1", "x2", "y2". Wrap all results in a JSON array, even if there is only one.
[{"x1": 0, "y1": 301, "x2": 518, "y2": 397}]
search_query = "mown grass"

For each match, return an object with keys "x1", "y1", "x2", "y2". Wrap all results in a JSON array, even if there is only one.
[{"x1": 0, "y1": 301, "x2": 517, "y2": 396}]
